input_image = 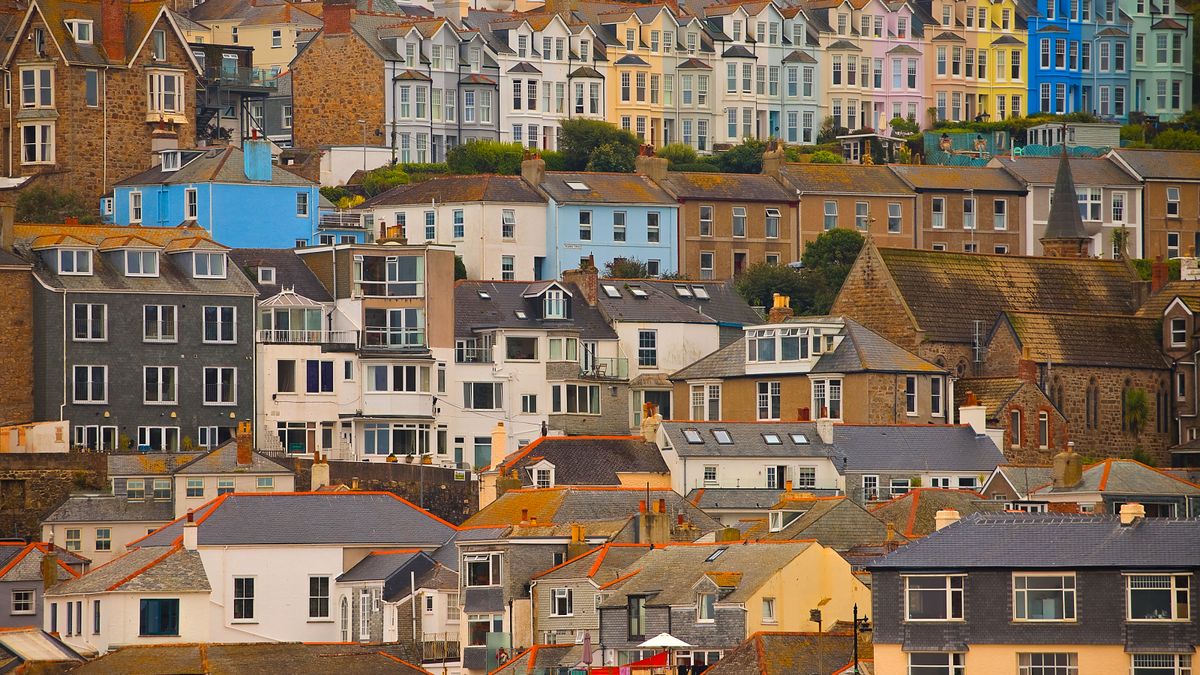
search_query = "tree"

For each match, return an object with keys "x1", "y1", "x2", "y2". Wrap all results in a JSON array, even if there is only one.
[
  {"x1": 809, "y1": 150, "x2": 843, "y2": 164},
  {"x1": 1152, "y1": 129, "x2": 1200, "y2": 151},
  {"x1": 712, "y1": 138, "x2": 766, "y2": 174},
  {"x1": 446, "y1": 140, "x2": 526, "y2": 175},
  {"x1": 454, "y1": 255, "x2": 468, "y2": 280},
  {"x1": 800, "y1": 229, "x2": 866, "y2": 314},
  {"x1": 605, "y1": 258, "x2": 650, "y2": 278},
  {"x1": 559, "y1": 119, "x2": 639, "y2": 170},
  {"x1": 656, "y1": 143, "x2": 698, "y2": 166},
  {"x1": 733, "y1": 262, "x2": 806, "y2": 310},
  {"x1": 361, "y1": 164, "x2": 410, "y2": 196},
  {"x1": 1125, "y1": 388, "x2": 1149, "y2": 436},
  {"x1": 586, "y1": 142, "x2": 636, "y2": 173},
  {"x1": 16, "y1": 186, "x2": 100, "y2": 224}
]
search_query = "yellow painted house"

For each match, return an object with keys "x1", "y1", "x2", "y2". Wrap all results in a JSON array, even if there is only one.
[
  {"x1": 602, "y1": 5, "x2": 683, "y2": 147},
  {"x1": 184, "y1": 0, "x2": 323, "y2": 75},
  {"x1": 923, "y1": 0, "x2": 1027, "y2": 122}
]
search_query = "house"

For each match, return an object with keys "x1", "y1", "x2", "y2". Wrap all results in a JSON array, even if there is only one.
[
  {"x1": 485, "y1": 435, "x2": 670, "y2": 497},
  {"x1": 12, "y1": 223, "x2": 256, "y2": 453},
  {"x1": 0, "y1": 0, "x2": 201, "y2": 202},
  {"x1": 361, "y1": 174, "x2": 547, "y2": 281},
  {"x1": 669, "y1": 311, "x2": 951, "y2": 426},
  {"x1": 1152, "y1": 281, "x2": 1200, "y2": 450},
  {"x1": 296, "y1": 240, "x2": 457, "y2": 463},
  {"x1": 46, "y1": 491, "x2": 459, "y2": 654},
  {"x1": 187, "y1": 42, "x2": 280, "y2": 147},
  {"x1": 889, "y1": 164, "x2": 1028, "y2": 254},
  {"x1": 107, "y1": 139, "x2": 322, "y2": 248},
  {"x1": 1123, "y1": 0, "x2": 1193, "y2": 122},
  {"x1": 0, "y1": 542, "x2": 88, "y2": 629},
  {"x1": 0, "y1": 214, "x2": 33, "y2": 426},
  {"x1": 774, "y1": 163, "x2": 917, "y2": 250},
  {"x1": 990, "y1": 155, "x2": 1142, "y2": 258},
  {"x1": 184, "y1": 0, "x2": 324, "y2": 76},
  {"x1": 597, "y1": 541, "x2": 870, "y2": 670},
  {"x1": 952, "y1": 377, "x2": 1066, "y2": 463},
  {"x1": 639, "y1": 279, "x2": 764, "y2": 347},
  {"x1": 656, "y1": 160, "x2": 800, "y2": 279},
  {"x1": 42, "y1": 431, "x2": 295, "y2": 564},
  {"x1": 980, "y1": 464, "x2": 1055, "y2": 507},
  {"x1": 525, "y1": 159, "x2": 679, "y2": 279},
  {"x1": 869, "y1": 509, "x2": 1200, "y2": 674},
  {"x1": 701, "y1": 630, "x2": 872, "y2": 675},
  {"x1": 1110, "y1": 149, "x2": 1200, "y2": 261},
  {"x1": 870, "y1": 488, "x2": 1004, "y2": 538},
  {"x1": 1025, "y1": 453, "x2": 1200, "y2": 517},
  {"x1": 761, "y1": 492, "x2": 909, "y2": 554},
  {"x1": 528, "y1": 543, "x2": 652, "y2": 648}
]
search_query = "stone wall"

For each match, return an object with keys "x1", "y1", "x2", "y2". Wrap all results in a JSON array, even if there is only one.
[
  {"x1": 829, "y1": 244, "x2": 923, "y2": 353},
  {"x1": 0, "y1": 267, "x2": 33, "y2": 425},
  {"x1": 0, "y1": 453, "x2": 107, "y2": 541},
  {"x1": 290, "y1": 31, "x2": 387, "y2": 150},
  {"x1": 289, "y1": 458, "x2": 478, "y2": 525}
]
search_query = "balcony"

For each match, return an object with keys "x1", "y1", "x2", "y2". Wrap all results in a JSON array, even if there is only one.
[
  {"x1": 256, "y1": 329, "x2": 358, "y2": 347},
  {"x1": 455, "y1": 347, "x2": 494, "y2": 364},
  {"x1": 202, "y1": 66, "x2": 278, "y2": 92},
  {"x1": 363, "y1": 327, "x2": 427, "y2": 351},
  {"x1": 319, "y1": 209, "x2": 374, "y2": 232},
  {"x1": 580, "y1": 357, "x2": 628, "y2": 380},
  {"x1": 421, "y1": 639, "x2": 461, "y2": 663},
  {"x1": 257, "y1": 436, "x2": 356, "y2": 462}
]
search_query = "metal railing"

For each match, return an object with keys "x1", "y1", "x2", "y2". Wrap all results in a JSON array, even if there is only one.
[
  {"x1": 319, "y1": 210, "x2": 373, "y2": 231},
  {"x1": 257, "y1": 436, "x2": 355, "y2": 462},
  {"x1": 580, "y1": 357, "x2": 628, "y2": 380},
  {"x1": 421, "y1": 640, "x2": 461, "y2": 662},
  {"x1": 455, "y1": 347, "x2": 493, "y2": 364},
  {"x1": 256, "y1": 329, "x2": 358, "y2": 346},
  {"x1": 363, "y1": 328, "x2": 426, "y2": 349},
  {"x1": 203, "y1": 66, "x2": 278, "y2": 90}
]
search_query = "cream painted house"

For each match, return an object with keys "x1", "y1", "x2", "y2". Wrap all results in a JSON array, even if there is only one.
[{"x1": 184, "y1": 1, "x2": 322, "y2": 76}]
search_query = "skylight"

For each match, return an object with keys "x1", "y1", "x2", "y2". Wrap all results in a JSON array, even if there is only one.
[
  {"x1": 603, "y1": 285, "x2": 621, "y2": 298},
  {"x1": 566, "y1": 181, "x2": 590, "y2": 191},
  {"x1": 682, "y1": 428, "x2": 703, "y2": 444},
  {"x1": 514, "y1": 310, "x2": 527, "y2": 319},
  {"x1": 692, "y1": 286, "x2": 710, "y2": 299},
  {"x1": 712, "y1": 429, "x2": 733, "y2": 444},
  {"x1": 705, "y1": 547, "x2": 727, "y2": 562},
  {"x1": 478, "y1": 290, "x2": 491, "y2": 299},
  {"x1": 790, "y1": 433, "x2": 809, "y2": 444},
  {"x1": 762, "y1": 433, "x2": 781, "y2": 445},
  {"x1": 629, "y1": 287, "x2": 648, "y2": 297},
  {"x1": 674, "y1": 285, "x2": 693, "y2": 297}
]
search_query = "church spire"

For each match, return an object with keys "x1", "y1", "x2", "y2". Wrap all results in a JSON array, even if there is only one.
[{"x1": 1039, "y1": 134, "x2": 1092, "y2": 258}]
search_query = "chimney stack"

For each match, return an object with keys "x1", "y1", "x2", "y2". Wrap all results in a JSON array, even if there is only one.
[
  {"x1": 815, "y1": 417, "x2": 834, "y2": 445},
  {"x1": 934, "y1": 508, "x2": 961, "y2": 531},
  {"x1": 101, "y1": 0, "x2": 126, "y2": 62},
  {"x1": 567, "y1": 523, "x2": 589, "y2": 558},
  {"x1": 767, "y1": 293, "x2": 794, "y2": 323},
  {"x1": 761, "y1": 139, "x2": 785, "y2": 177},
  {"x1": 634, "y1": 149, "x2": 668, "y2": 182},
  {"x1": 1051, "y1": 443, "x2": 1083, "y2": 489},
  {"x1": 640, "y1": 403, "x2": 663, "y2": 442},
  {"x1": 520, "y1": 508, "x2": 529, "y2": 525},
  {"x1": 322, "y1": 0, "x2": 353, "y2": 36},
  {"x1": 561, "y1": 261, "x2": 598, "y2": 306},
  {"x1": 310, "y1": 451, "x2": 330, "y2": 490},
  {"x1": 0, "y1": 205, "x2": 13, "y2": 252},
  {"x1": 717, "y1": 527, "x2": 740, "y2": 542},
  {"x1": 236, "y1": 421, "x2": 253, "y2": 466},
  {"x1": 351, "y1": 476, "x2": 360, "y2": 490},
  {"x1": 183, "y1": 510, "x2": 198, "y2": 550},
  {"x1": 1119, "y1": 502, "x2": 1146, "y2": 526},
  {"x1": 489, "y1": 422, "x2": 508, "y2": 471},
  {"x1": 637, "y1": 499, "x2": 671, "y2": 545},
  {"x1": 521, "y1": 154, "x2": 546, "y2": 187},
  {"x1": 959, "y1": 392, "x2": 988, "y2": 435},
  {"x1": 1017, "y1": 346, "x2": 1039, "y2": 384},
  {"x1": 1151, "y1": 256, "x2": 1169, "y2": 293},
  {"x1": 431, "y1": 0, "x2": 468, "y2": 23}
]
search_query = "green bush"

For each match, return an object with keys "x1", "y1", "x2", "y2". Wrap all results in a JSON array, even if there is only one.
[
  {"x1": 809, "y1": 150, "x2": 843, "y2": 164},
  {"x1": 1152, "y1": 129, "x2": 1200, "y2": 151},
  {"x1": 16, "y1": 186, "x2": 100, "y2": 224},
  {"x1": 560, "y1": 119, "x2": 639, "y2": 170},
  {"x1": 586, "y1": 142, "x2": 636, "y2": 173},
  {"x1": 710, "y1": 138, "x2": 767, "y2": 173},
  {"x1": 1120, "y1": 124, "x2": 1145, "y2": 143},
  {"x1": 541, "y1": 150, "x2": 567, "y2": 171},
  {"x1": 669, "y1": 162, "x2": 720, "y2": 172},
  {"x1": 361, "y1": 164, "x2": 410, "y2": 196},
  {"x1": 446, "y1": 140, "x2": 526, "y2": 175},
  {"x1": 656, "y1": 143, "x2": 698, "y2": 166},
  {"x1": 1131, "y1": 258, "x2": 1181, "y2": 281},
  {"x1": 398, "y1": 162, "x2": 449, "y2": 175}
]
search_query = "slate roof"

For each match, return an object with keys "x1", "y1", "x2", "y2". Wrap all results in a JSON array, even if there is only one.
[
  {"x1": 703, "y1": 631, "x2": 871, "y2": 675},
  {"x1": 868, "y1": 246, "x2": 1142, "y2": 344},
  {"x1": 115, "y1": 146, "x2": 314, "y2": 187},
  {"x1": 495, "y1": 436, "x2": 668, "y2": 486},
  {"x1": 70, "y1": 643, "x2": 433, "y2": 674},
  {"x1": 532, "y1": 543, "x2": 652, "y2": 583},
  {"x1": 890, "y1": 165, "x2": 1026, "y2": 192},
  {"x1": 990, "y1": 465, "x2": 1055, "y2": 498},
  {"x1": 596, "y1": 280, "x2": 720, "y2": 324},
  {"x1": 42, "y1": 494, "x2": 174, "y2": 524},
  {"x1": 136, "y1": 493, "x2": 456, "y2": 547},
  {"x1": 658, "y1": 172, "x2": 794, "y2": 202},
  {"x1": 994, "y1": 156, "x2": 1139, "y2": 186},
  {"x1": 1114, "y1": 148, "x2": 1200, "y2": 180},
  {"x1": 669, "y1": 336, "x2": 746, "y2": 379},
  {"x1": 361, "y1": 174, "x2": 545, "y2": 208},
  {"x1": 782, "y1": 49, "x2": 818, "y2": 63},
  {"x1": 463, "y1": 487, "x2": 723, "y2": 533},
  {"x1": 109, "y1": 452, "x2": 203, "y2": 477},
  {"x1": 687, "y1": 488, "x2": 801, "y2": 511},
  {"x1": 836, "y1": 425, "x2": 1005, "y2": 474},
  {"x1": 494, "y1": 644, "x2": 577, "y2": 675},
  {"x1": 454, "y1": 280, "x2": 616, "y2": 339},
  {"x1": 176, "y1": 442, "x2": 292, "y2": 475},
  {"x1": 599, "y1": 541, "x2": 812, "y2": 607},
  {"x1": 229, "y1": 248, "x2": 333, "y2": 301},
  {"x1": 48, "y1": 545, "x2": 209, "y2": 595},
  {"x1": 0, "y1": 247, "x2": 27, "y2": 267},
  {"x1": 641, "y1": 280, "x2": 763, "y2": 326},
  {"x1": 662, "y1": 421, "x2": 836, "y2": 458},
  {"x1": 29, "y1": 0, "x2": 181, "y2": 66},
  {"x1": 954, "y1": 377, "x2": 1031, "y2": 419},
  {"x1": 1135, "y1": 281, "x2": 1200, "y2": 318},
  {"x1": 871, "y1": 511, "x2": 1200, "y2": 569},
  {"x1": 1030, "y1": 459, "x2": 1200, "y2": 496},
  {"x1": 998, "y1": 311, "x2": 1166, "y2": 369},
  {"x1": 538, "y1": 172, "x2": 676, "y2": 204},
  {"x1": 614, "y1": 54, "x2": 649, "y2": 65},
  {"x1": 871, "y1": 489, "x2": 1005, "y2": 538},
  {"x1": 0, "y1": 543, "x2": 87, "y2": 583},
  {"x1": 337, "y1": 550, "x2": 429, "y2": 582},
  {"x1": 781, "y1": 164, "x2": 914, "y2": 195},
  {"x1": 764, "y1": 495, "x2": 908, "y2": 551}
]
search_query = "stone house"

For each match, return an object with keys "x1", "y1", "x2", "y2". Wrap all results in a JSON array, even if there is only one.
[
  {"x1": 890, "y1": 165, "x2": 1028, "y2": 255},
  {"x1": 869, "y1": 510, "x2": 1200, "y2": 674},
  {"x1": 0, "y1": 213, "x2": 32, "y2": 426},
  {"x1": 1111, "y1": 148, "x2": 1200, "y2": 261},
  {"x1": 774, "y1": 163, "x2": 917, "y2": 251},
  {"x1": 1154, "y1": 285, "x2": 1200, "y2": 451},
  {"x1": 1, "y1": 0, "x2": 200, "y2": 203},
  {"x1": 528, "y1": 543, "x2": 651, "y2": 647},
  {"x1": 954, "y1": 377, "x2": 1066, "y2": 464},
  {"x1": 1024, "y1": 456, "x2": 1200, "y2": 517}
]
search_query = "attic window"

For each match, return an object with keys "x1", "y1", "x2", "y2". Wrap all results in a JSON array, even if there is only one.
[
  {"x1": 790, "y1": 433, "x2": 809, "y2": 444},
  {"x1": 566, "y1": 181, "x2": 590, "y2": 191},
  {"x1": 66, "y1": 20, "x2": 93, "y2": 44},
  {"x1": 629, "y1": 287, "x2": 648, "y2": 298},
  {"x1": 514, "y1": 310, "x2": 527, "y2": 320},
  {"x1": 762, "y1": 433, "x2": 781, "y2": 445},
  {"x1": 692, "y1": 286, "x2": 710, "y2": 299},
  {"x1": 161, "y1": 151, "x2": 182, "y2": 172},
  {"x1": 477, "y1": 290, "x2": 491, "y2": 299},
  {"x1": 704, "y1": 547, "x2": 727, "y2": 562},
  {"x1": 682, "y1": 428, "x2": 703, "y2": 444},
  {"x1": 712, "y1": 429, "x2": 733, "y2": 444},
  {"x1": 602, "y1": 285, "x2": 621, "y2": 298},
  {"x1": 674, "y1": 285, "x2": 693, "y2": 297},
  {"x1": 257, "y1": 267, "x2": 276, "y2": 285}
]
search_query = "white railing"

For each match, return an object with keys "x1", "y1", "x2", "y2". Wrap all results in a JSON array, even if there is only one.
[{"x1": 256, "y1": 329, "x2": 358, "y2": 346}]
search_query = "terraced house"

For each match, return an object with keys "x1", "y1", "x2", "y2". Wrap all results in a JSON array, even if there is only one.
[{"x1": 1123, "y1": 0, "x2": 1193, "y2": 121}]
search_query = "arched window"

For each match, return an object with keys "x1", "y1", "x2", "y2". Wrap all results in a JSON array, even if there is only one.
[
  {"x1": 1038, "y1": 411, "x2": 1049, "y2": 449},
  {"x1": 1085, "y1": 378, "x2": 1100, "y2": 430},
  {"x1": 340, "y1": 597, "x2": 349, "y2": 641},
  {"x1": 1158, "y1": 379, "x2": 1171, "y2": 434},
  {"x1": 1009, "y1": 408, "x2": 1022, "y2": 447}
]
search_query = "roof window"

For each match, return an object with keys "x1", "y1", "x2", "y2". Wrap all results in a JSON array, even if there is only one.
[
  {"x1": 762, "y1": 433, "x2": 781, "y2": 445},
  {"x1": 790, "y1": 433, "x2": 809, "y2": 444},
  {"x1": 682, "y1": 428, "x2": 703, "y2": 444},
  {"x1": 629, "y1": 286, "x2": 648, "y2": 297},
  {"x1": 674, "y1": 285, "x2": 693, "y2": 297},
  {"x1": 478, "y1": 290, "x2": 491, "y2": 299},
  {"x1": 514, "y1": 310, "x2": 527, "y2": 320},
  {"x1": 602, "y1": 285, "x2": 621, "y2": 298},
  {"x1": 692, "y1": 286, "x2": 710, "y2": 299},
  {"x1": 712, "y1": 429, "x2": 733, "y2": 444},
  {"x1": 566, "y1": 181, "x2": 590, "y2": 191},
  {"x1": 705, "y1": 547, "x2": 727, "y2": 562}
]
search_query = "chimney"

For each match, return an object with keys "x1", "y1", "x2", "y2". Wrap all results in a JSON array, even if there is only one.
[
  {"x1": 1151, "y1": 256, "x2": 1169, "y2": 293},
  {"x1": 432, "y1": 0, "x2": 468, "y2": 23},
  {"x1": 0, "y1": 205, "x2": 13, "y2": 251},
  {"x1": 183, "y1": 510, "x2": 198, "y2": 550},
  {"x1": 351, "y1": 476, "x2": 360, "y2": 490},
  {"x1": 634, "y1": 149, "x2": 668, "y2": 182},
  {"x1": 656, "y1": 498, "x2": 666, "y2": 514},
  {"x1": 490, "y1": 422, "x2": 508, "y2": 471},
  {"x1": 815, "y1": 417, "x2": 834, "y2": 445},
  {"x1": 101, "y1": 0, "x2": 126, "y2": 62},
  {"x1": 520, "y1": 508, "x2": 529, "y2": 525},
  {"x1": 885, "y1": 521, "x2": 895, "y2": 542},
  {"x1": 761, "y1": 139, "x2": 785, "y2": 177},
  {"x1": 322, "y1": 0, "x2": 353, "y2": 36},
  {"x1": 717, "y1": 527, "x2": 740, "y2": 542},
  {"x1": 784, "y1": 479, "x2": 793, "y2": 493},
  {"x1": 561, "y1": 261, "x2": 598, "y2": 306},
  {"x1": 1051, "y1": 443, "x2": 1083, "y2": 488},
  {"x1": 567, "y1": 523, "x2": 589, "y2": 558},
  {"x1": 521, "y1": 155, "x2": 546, "y2": 186},
  {"x1": 311, "y1": 451, "x2": 330, "y2": 490},
  {"x1": 530, "y1": 515, "x2": 538, "y2": 527},
  {"x1": 637, "y1": 501, "x2": 670, "y2": 545},
  {"x1": 1017, "y1": 346, "x2": 1039, "y2": 384},
  {"x1": 640, "y1": 403, "x2": 662, "y2": 442},
  {"x1": 1183, "y1": 255, "x2": 1200, "y2": 282},
  {"x1": 236, "y1": 421, "x2": 253, "y2": 466},
  {"x1": 767, "y1": 293, "x2": 794, "y2": 323},
  {"x1": 243, "y1": 138, "x2": 273, "y2": 182},
  {"x1": 39, "y1": 545, "x2": 59, "y2": 591},
  {"x1": 959, "y1": 392, "x2": 988, "y2": 435},
  {"x1": 1119, "y1": 502, "x2": 1146, "y2": 526},
  {"x1": 934, "y1": 508, "x2": 961, "y2": 531}
]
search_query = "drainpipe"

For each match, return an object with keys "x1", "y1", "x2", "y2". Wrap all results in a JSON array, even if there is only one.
[{"x1": 59, "y1": 290, "x2": 66, "y2": 422}]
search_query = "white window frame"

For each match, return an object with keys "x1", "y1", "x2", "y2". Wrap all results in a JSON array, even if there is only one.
[
  {"x1": 20, "y1": 122, "x2": 54, "y2": 165},
  {"x1": 185, "y1": 188, "x2": 198, "y2": 220},
  {"x1": 904, "y1": 574, "x2": 965, "y2": 622},
  {"x1": 193, "y1": 252, "x2": 227, "y2": 279},
  {"x1": 72, "y1": 303, "x2": 107, "y2": 342},
  {"x1": 203, "y1": 366, "x2": 237, "y2": 406},
  {"x1": 203, "y1": 306, "x2": 236, "y2": 344},
  {"x1": 551, "y1": 588, "x2": 573, "y2": 617},
  {"x1": 72, "y1": 365, "x2": 107, "y2": 404},
  {"x1": 1126, "y1": 573, "x2": 1191, "y2": 621},
  {"x1": 1013, "y1": 572, "x2": 1077, "y2": 622},
  {"x1": 143, "y1": 366, "x2": 178, "y2": 405}
]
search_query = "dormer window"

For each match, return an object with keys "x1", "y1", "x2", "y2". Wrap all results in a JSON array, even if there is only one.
[
  {"x1": 59, "y1": 249, "x2": 92, "y2": 275},
  {"x1": 544, "y1": 289, "x2": 565, "y2": 319},
  {"x1": 257, "y1": 267, "x2": 275, "y2": 284},
  {"x1": 161, "y1": 151, "x2": 182, "y2": 171},
  {"x1": 531, "y1": 465, "x2": 555, "y2": 488},
  {"x1": 697, "y1": 592, "x2": 716, "y2": 622},
  {"x1": 125, "y1": 250, "x2": 159, "y2": 277},
  {"x1": 66, "y1": 20, "x2": 92, "y2": 44},
  {"x1": 769, "y1": 509, "x2": 806, "y2": 532},
  {"x1": 194, "y1": 252, "x2": 227, "y2": 279}
]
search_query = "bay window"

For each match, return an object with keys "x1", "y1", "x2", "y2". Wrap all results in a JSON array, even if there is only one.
[{"x1": 148, "y1": 71, "x2": 183, "y2": 114}]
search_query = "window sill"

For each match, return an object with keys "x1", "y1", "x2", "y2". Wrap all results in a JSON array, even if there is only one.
[
  {"x1": 307, "y1": 619, "x2": 335, "y2": 623},
  {"x1": 140, "y1": 633, "x2": 180, "y2": 638},
  {"x1": 230, "y1": 620, "x2": 258, "y2": 625}
]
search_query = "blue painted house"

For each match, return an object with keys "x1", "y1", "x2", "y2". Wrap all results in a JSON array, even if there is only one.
[
  {"x1": 106, "y1": 139, "x2": 321, "y2": 248},
  {"x1": 534, "y1": 168, "x2": 679, "y2": 279},
  {"x1": 1025, "y1": 0, "x2": 1134, "y2": 121}
]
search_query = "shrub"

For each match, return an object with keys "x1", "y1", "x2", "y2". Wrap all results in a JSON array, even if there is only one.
[
  {"x1": 446, "y1": 140, "x2": 526, "y2": 175},
  {"x1": 809, "y1": 150, "x2": 843, "y2": 164},
  {"x1": 656, "y1": 143, "x2": 698, "y2": 166}
]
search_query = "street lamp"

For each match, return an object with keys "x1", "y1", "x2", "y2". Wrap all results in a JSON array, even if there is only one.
[{"x1": 852, "y1": 603, "x2": 872, "y2": 674}]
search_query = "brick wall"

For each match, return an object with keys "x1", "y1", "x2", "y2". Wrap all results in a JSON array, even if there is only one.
[
  {"x1": 290, "y1": 458, "x2": 478, "y2": 525},
  {"x1": 0, "y1": 453, "x2": 107, "y2": 541},
  {"x1": 0, "y1": 267, "x2": 32, "y2": 425},
  {"x1": 290, "y1": 31, "x2": 387, "y2": 150}
]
